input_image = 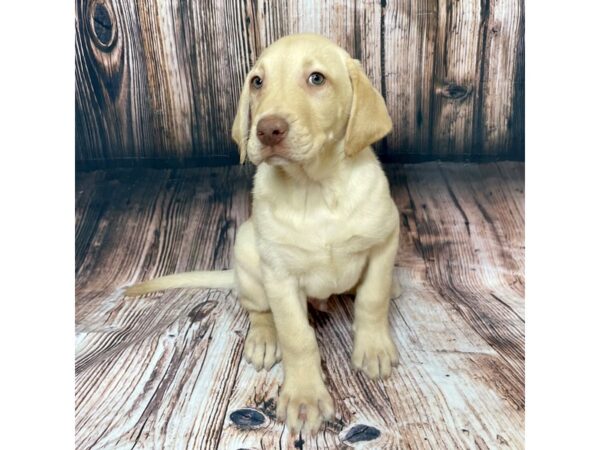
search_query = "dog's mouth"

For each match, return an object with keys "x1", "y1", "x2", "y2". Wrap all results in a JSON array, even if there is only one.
[
  {"x1": 264, "y1": 154, "x2": 293, "y2": 166},
  {"x1": 259, "y1": 144, "x2": 295, "y2": 165},
  {"x1": 249, "y1": 120, "x2": 324, "y2": 167}
]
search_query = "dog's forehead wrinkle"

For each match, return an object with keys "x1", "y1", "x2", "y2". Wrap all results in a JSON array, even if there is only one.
[{"x1": 302, "y1": 57, "x2": 317, "y2": 70}]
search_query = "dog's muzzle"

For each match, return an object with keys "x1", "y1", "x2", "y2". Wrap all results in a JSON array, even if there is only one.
[{"x1": 257, "y1": 115, "x2": 289, "y2": 146}]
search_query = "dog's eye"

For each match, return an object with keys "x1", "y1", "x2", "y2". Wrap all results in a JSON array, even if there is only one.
[
  {"x1": 308, "y1": 72, "x2": 326, "y2": 86},
  {"x1": 251, "y1": 76, "x2": 263, "y2": 89}
]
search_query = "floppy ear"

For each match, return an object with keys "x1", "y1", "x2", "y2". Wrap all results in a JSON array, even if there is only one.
[
  {"x1": 344, "y1": 59, "x2": 393, "y2": 157},
  {"x1": 232, "y1": 77, "x2": 251, "y2": 164}
]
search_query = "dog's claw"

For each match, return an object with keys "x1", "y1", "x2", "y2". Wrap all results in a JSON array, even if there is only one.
[
  {"x1": 352, "y1": 328, "x2": 399, "y2": 380},
  {"x1": 276, "y1": 380, "x2": 334, "y2": 435},
  {"x1": 244, "y1": 324, "x2": 281, "y2": 371}
]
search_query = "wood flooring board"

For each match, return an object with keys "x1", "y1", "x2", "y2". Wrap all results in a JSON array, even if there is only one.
[
  {"x1": 75, "y1": 162, "x2": 525, "y2": 449},
  {"x1": 75, "y1": 169, "x2": 172, "y2": 292},
  {"x1": 75, "y1": 288, "x2": 245, "y2": 449},
  {"x1": 399, "y1": 163, "x2": 525, "y2": 411},
  {"x1": 439, "y1": 163, "x2": 525, "y2": 313}
]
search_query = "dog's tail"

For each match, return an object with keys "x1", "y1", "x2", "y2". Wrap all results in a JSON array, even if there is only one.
[{"x1": 124, "y1": 270, "x2": 235, "y2": 297}]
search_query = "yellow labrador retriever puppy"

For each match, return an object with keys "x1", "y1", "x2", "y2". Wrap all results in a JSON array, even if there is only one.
[{"x1": 126, "y1": 33, "x2": 400, "y2": 434}]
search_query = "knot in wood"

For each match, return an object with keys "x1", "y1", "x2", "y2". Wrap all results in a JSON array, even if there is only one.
[
  {"x1": 89, "y1": 0, "x2": 116, "y2": 50},
  {"x1": 440, "y1": 83, "x2": 471, "y2": 101},
  {"x1": 229, "y1": 408, "x2": 267, "y2": 429},
  {"x1": 343, "y1": 424, "x2": 382, "y2": 443}
]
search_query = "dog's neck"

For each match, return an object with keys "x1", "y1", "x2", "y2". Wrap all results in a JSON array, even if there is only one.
[
  {"x1": 277, "y1": 141, "x2": 347, "y2": 185},
  {"x1": 267, "y1": 141, "x2": 358, "y2": 212}
]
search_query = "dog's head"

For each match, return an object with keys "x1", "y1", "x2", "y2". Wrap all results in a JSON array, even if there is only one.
[{"x1": 232, "y1": 34, "x2": 392, "y2": 166}]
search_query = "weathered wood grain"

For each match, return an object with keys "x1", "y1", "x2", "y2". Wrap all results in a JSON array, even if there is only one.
[
  {"x1": 382, "y1": 0, "x2": 438, "y2": 158},
  {"x1": 477, "y1": 0, "x2": 525, "y2": 159},
  {"x1": 75, "y1": 0, "x2": 525, "y2": 168},
  {"x1": 75, "y1": 162, "x2": 524, "y2": 449},
  {"x1": 76, "y1": 0, "x2": 248, "y2": 165},
  {"x1": 392, "y1": 163, "x2": 525, "y2": 412}
]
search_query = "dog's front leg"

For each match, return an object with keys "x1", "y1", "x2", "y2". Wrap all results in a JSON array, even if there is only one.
[
  {"x1": 352, "y1": 225, "x2": 400, "y2": 379},
  {"x1": 263, "y1": 267, "x2": 334, "y2": 435}
]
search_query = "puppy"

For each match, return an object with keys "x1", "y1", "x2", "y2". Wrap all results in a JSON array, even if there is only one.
[{"x1": 126, "y1": 33, "x2": 400, "y2": 435}]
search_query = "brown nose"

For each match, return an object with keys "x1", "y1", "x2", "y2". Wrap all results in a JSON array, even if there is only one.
[{"x1": 256, "y1": 115, "x2": 289, "y2": 146}]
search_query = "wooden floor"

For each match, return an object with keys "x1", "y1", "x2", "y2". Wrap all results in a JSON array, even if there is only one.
[{"x1": 75, "y1": 162, "x2": 524, "y2": 450}]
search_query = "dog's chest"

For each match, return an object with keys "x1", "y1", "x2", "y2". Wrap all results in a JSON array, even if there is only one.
[{"x1": 255, "y1": 186, "x2": 379, "y2": 297}]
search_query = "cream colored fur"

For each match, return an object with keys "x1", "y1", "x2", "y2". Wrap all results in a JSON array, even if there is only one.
[
  {"x1": 124, "y1": 270, "x2": 234, "y2": 296},
  {"x1": 125, "y1": 34, "x2": 400, "y2": 435}
]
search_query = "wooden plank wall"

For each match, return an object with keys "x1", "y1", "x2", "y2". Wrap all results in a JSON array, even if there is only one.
[{"x1": 76, "y1": 0, "x2": 524, "y2": 168}]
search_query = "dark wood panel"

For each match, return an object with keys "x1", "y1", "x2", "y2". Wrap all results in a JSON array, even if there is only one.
[
  {"x1": 382, "y1": 0, "x2": 437, "y2": 158},
  {"x1": 76, "y1": 0, "x2": 525, "y2": 167},
  {"x1": 75, "y1": 162, "x2": 524, "y2": 448},
  {"x1": 477, "y1": 0, "x2": 525, "y2": 158},
  {"x1": 76, "y1": 0, "x2": 249, "y2": 162}
]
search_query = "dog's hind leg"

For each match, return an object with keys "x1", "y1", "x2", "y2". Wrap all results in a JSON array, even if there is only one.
[{"x1": 234, "y1": 220, "x2": 281, "y2": 371}]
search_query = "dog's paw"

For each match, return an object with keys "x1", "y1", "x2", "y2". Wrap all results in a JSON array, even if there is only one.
[
  {"x1": 276, "y1": 379, "x2": 334, "y2": 435},
  {"x1": 352, "y1": 328, "x2": 399, "y2": 379},
  {"x1": 243, "y1": 324, "x2": 281, "y2": 371}
]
